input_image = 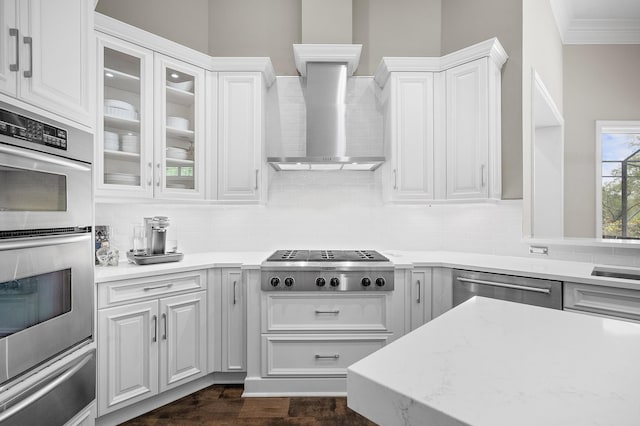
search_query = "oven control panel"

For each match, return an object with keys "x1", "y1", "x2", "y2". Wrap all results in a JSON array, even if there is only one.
[
  {"x1": 261, "y1": 270, "x2": 394, "y2": 291},
  {"x1": 0, "y1": 108, "x2": 67, "y2": 150}
]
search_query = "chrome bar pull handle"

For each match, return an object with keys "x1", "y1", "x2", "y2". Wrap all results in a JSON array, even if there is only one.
[
  {"x1": 23, "y1": 36, "x2": 33, "y2": 78},
  {"x1": 162, "y1": 313, "x2": 167, "y2": 340},
  {"x1": 156, "y1": 163, "x2": 161, "y2": 187},
  {"x1": 254, "y1": 169, "x2": 259, "y2": 190},
  {"x1": 143, "y1": 283, "x2": 173, "y2": 291},
  {"x1": 9, "y1": 28, "x2": 19, "y2": 71},
  {"x1": 315, "y1": 354, "x2": 340, "y2": 359},
  {"x1": 233, "y1": 281, "x2": 237, "y2": 305},
  {"x1": 416, "y1": 279, "x2": 421, "y2": 303},
  {"x1": 393, "y1": 169, "x2": 398, "y2": 189},
  {"x1": 152, "y1": 315, "x2": 157, "y2": 342},
  {"x1": 481, "y1": 164, "x2": 486, "y2": 187},
  {"x1": 315, "y1": 309, "x2": 340, "y2": 315}
]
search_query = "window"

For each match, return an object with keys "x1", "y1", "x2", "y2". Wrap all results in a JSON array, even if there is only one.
[{"x1": 597, "y1": 121, "x2": 640, "y2": 239}]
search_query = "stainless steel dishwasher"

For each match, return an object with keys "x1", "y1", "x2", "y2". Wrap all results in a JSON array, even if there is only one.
[{"x1": 452, "y1": 269, "x2": 563, "y2": 310}]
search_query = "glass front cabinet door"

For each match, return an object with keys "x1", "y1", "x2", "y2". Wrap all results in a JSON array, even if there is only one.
[
  {"x1": 96, "y1": 32, "x2": 154, "y2": 198},
  {"x1": 154, "y1": 54, "x2": 205, "y2": 200}
]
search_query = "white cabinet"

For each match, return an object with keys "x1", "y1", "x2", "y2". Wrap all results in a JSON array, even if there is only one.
[
  {"x1": 208, "y1": 268, "x2": 246, "y2": 373},
  {"x1": 97, "y1": 271, "x2": 207, "y2": 416},
  {"x1": 95, "y1": 32, "x2": 207, "y2": 200},
  {"x1": 409, "y1": 268, "x2": 432, "y2": 330},
  {"x1": 564, "y1": 282, "x2": 640, "y2": 322},
  {"x1": 386, "y1": 73, "x2": 435, "y2": 202},
  {"x1": 445, "y1": 59, "x2": 489, "y2": 199},
  {"x1": 432, "y1": 267, "x2": 453, "y2": 319},
  {"x1": 0, "y1": 0, "x2": 93, "y2": 126},
  {"x1": 377, "y1": 38, "x2": 507, "y2": 202},
  {"x1": 217, "y1": 72, "x2": 264, "y2": 201}
]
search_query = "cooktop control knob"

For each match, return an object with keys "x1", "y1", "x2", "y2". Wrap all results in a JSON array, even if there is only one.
[
  {"x1": 284, "y1": 277, "x2": 294, "y2": 287},
  {"x1": 316, "y1": 277, "x2": 326, "y2": 287},
  {"x1": 330, "y1": 277, "x2": 340, "y2": 287},
  {"x1": 270, "y1": 277, "x2": 280, "y2": 287},
  {"x1": 361, "y1": 277, "x2": 371, "y2": 287},
  {"x1": 375, "y1": 277, "x2": 386, "y2": 287}
]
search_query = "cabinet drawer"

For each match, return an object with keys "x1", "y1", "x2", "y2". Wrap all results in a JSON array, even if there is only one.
[
  {"x1": 564, "y1": 282, "x2": 640, "y2": 322},
  {"x1": 262, "y1": 293, "x2": 390, "y2": 332},
  {"x1": 262, "y1": 334, "x2": 389, "y2": 377},
  {"x1": 98, "y1": 270, "x2": 206, "y2": 308}
]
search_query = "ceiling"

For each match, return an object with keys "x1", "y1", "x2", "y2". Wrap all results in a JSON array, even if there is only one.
[{"x1": 550, "y1": 0, "x2": 640, "y2": 43}]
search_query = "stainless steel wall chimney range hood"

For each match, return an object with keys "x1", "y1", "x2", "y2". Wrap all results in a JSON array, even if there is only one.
[{"x1": 267, "y1": 44, "x2": 385, "y2": 171}]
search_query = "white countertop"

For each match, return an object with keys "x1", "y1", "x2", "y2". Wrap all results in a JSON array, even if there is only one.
[
  {"x1": 94, "y1": 251, "x2": 270, "y2": 282},
  {"x1": 94, "y1": 249, "x2": 640, "y2": 290},
  {"x1": 347, "y1": 297, "x2": 640, "y2": 426}
]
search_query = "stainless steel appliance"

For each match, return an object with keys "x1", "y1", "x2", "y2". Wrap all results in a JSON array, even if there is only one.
[
  {"x1": 0, "y1": 101, "x2": 94, "y2": 424},
  {"x1": 261, "y1": 250, "x2": 394, "y2": 291},
  {"x1": 145, "y1": 216, "x2": 170, "y2": 255},
  {"x1": 452, "y1": 269, "x2": 562, "y2": 310},
  {"x1": 125, "y1": 215, "x2": 184, "y2": 265}
]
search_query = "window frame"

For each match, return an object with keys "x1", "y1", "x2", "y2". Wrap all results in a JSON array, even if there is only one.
[{"x1": 595, "y1": 120, "x2": 640, "y2": 239}]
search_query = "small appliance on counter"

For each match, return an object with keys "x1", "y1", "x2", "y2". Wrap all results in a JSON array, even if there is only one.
[{"x1": 126, "y1": 216, "x2": 183, "y2": 265}]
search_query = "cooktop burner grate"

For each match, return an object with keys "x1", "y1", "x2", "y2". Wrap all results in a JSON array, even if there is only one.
[{"x1": 265, "y1": 250, "x2": 389, "y2": 262}]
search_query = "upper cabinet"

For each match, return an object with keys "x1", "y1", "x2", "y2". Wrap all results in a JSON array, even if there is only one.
[
  {"x1": 0, "y1": 0, "x2": 93, "y2": 127},
  {"x1": 217, "y1": 72, "x2": 264, "y2": 202},
  {"x1": 94, "y1": 13, "x2": 274, "y2": 203},
  {"x1": 376, "y1": 38, "x2": 507, "y2": 203}
]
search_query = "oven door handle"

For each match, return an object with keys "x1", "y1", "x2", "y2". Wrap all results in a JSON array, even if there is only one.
[
  {"x1": 0, "y1": 143, "x2": 90, "y2": 172},
  {"x1": 0, "y1": 233, "x2": 90, "y2": 251},
  {"x1": 0, "y1": 352, "x2": 94, "y2": 423},
  {"x1": 456, "y1": 277, "x2": 551, "y2": 295}
]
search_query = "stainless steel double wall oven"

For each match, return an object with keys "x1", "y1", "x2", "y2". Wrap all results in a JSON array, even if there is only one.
[{"x1": 0, "y1": 101, "x2": 95, "y2": 425}]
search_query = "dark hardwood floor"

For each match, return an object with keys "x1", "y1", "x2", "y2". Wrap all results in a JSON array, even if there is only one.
[{"x1": 120, "y1": 384, "x2": 377, "y2": 426}]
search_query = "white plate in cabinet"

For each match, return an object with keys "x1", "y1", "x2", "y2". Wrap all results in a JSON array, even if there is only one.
[
  {"x1": 564, "y1": 282, "x2": 640, "y2": 322},
  {"x1": 98, "y1": 270, "x2": 205, "y2": 308},
  {"x1": 262, "y1": 334, "x2": 389, "y2": 377},
  {"x1": 262, "y1": 293, "x2": 391, "y2": 332}
]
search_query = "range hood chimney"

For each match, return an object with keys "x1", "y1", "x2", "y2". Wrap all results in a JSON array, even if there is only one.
[{"x1": 267, "y1": 1, "x2": 385, "y2": 171}]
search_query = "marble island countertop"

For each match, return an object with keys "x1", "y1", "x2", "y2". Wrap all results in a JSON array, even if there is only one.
[{"x1": 347, "y1": 297, "x2": 640, "y2": 426}]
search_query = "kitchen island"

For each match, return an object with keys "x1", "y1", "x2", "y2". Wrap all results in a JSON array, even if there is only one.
[{"x1": 347, "y1": 297, "x2": 640, "y2": 426}]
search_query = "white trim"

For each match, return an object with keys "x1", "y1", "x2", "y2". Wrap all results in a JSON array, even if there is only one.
[
  {"x1": 292, "y1": 44, "x2": 362, "y2": 77},
  {"x1": 595, "y1": 120, "x2": 640, "y2": 239},
  {"x1": 374, "y1": 38, "x2": 508, "y2": 88},
  {"x1": 564, "y1": 18, "x2": 640, "y2": 44}
]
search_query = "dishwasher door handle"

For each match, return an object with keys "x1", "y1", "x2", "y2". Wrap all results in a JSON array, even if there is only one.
[{"x1": 456, "y1": 277, "x2": 551, "y2": 295}]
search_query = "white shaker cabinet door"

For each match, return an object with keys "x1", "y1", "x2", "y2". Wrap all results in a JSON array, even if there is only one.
[
  {"x1": 445, "y1": 58, "x2": 489, "y2": 199},
  {"x1": 217, "y1": 72, "x2": 263, "y2": 201},
  {"x1": 159, "y1": 291, "x2": 207, "y2": 392},
  {"x1": 17, "y1": 0, "x2": 93, "y2": 126},
  {"x1": 389, "y1": 72, "x2": 435, "y2": 201},
  {"x1": 221, "y1": 269, "x2": 246, "y2": 371},
  {"x1": 97, "y1": 300, "x2": 159, "y2": 416},
  {"x1": 0, "y1": 0, "x2": 18, "y2": 97}
]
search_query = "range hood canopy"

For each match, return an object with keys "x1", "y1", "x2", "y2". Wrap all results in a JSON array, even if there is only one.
[{"x1": 267, "y1": 44, "x2": 385, "y2": 172}]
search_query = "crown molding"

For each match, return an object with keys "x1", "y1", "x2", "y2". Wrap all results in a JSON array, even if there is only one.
[
  {"x1": 564, "y1": 18, "x2": 640, "y2": 44},
  {"x1": 374, "y1": 38, "x2": 508, "y2": 88},
  {"x1": 293, "y1": 44, "x2": 362, "y2": 77}
]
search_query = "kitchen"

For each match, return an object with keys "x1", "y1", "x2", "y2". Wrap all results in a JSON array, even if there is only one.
[{"x1": 0, "y1": 0, "x2": 639, "y2": 425}]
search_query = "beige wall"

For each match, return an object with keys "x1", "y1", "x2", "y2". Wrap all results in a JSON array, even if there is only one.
[
  {"x1": 521, "y1": 0, "x2": 564, "y2": 236},
  {"x1": 563, "y1": 45, "x2": 640, "y2": 237},
  {"x1": 353, "y1": 0, "x2": 441, "y2": 75},
  {"x1": 441, "y1": 0, "x2": 523, "y2": 200},
  {"x1": 95, "y1": 0, "x2": 210, "y2": 53},
  {"x1": 208, "y1": 0, "x2": 301, "y2": 75}
]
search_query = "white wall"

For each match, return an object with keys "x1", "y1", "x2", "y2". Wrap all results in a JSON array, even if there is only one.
[{"x1": 521, "y1": 0, "x2": 564, "y2": 238}]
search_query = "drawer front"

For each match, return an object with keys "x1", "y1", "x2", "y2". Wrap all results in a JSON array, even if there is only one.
[
  {"x1": 262, "y1": 334, "x2": 389, "y2": 377},
  {"x1": 564, "y1": 282, "x2": 640, "y2": 322},
  {"x1": 263, "y1": 293, "x2": 390, "y2": 332},
  {"x1": 98, "y1": 270, "x2": 206, "y2": 308}
]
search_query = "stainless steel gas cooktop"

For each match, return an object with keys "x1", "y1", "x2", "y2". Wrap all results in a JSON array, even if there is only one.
[{"x1": 261, "y1": 249, "x2": 394, "y2": 291}]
